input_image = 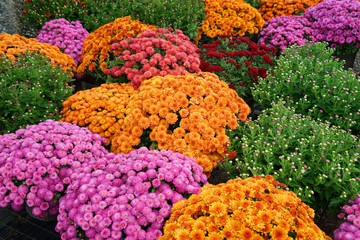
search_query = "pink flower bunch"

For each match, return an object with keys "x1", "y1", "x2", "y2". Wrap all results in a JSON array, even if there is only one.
[
  {"x1": 258, "y1": 15, "x2": 316, "y2": 52},
  {"x1": 36, "y1": 18, "x2": 89, "y2": 64},
  {"x1": 334, "y1": 195, "x2": 360, "y2": 240},
  {"x1": 105, "y1": 28, "x2": 201, "y2": 88},
  {"x1": 0, "y1": 119, "x2": 108, "y2": 218},
  {"x1": 56, "y1": 147, "x2": 208, "y2": 240},
  {"x1": 304, "y1": 0, "x2": 360, "y2": 54}
]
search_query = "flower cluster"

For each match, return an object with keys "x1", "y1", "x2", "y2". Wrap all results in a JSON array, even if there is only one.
[
  {"x1": 259, "y1": 0, "x2": 315, "y2": 21},
  {"x1": 0, "y1": 51, "x2": 74, "y2": 134},
  {"x1": 159, "y1": 176, "x2": 331, "y2": 240},
  {"x1": 199, "y1": 0, "x2": 264, "y2": 39},
  {"x1": 56, "y1": 147, "x2": 208, "y2": 239},
  {"x1": 0, "y1": 33, "x2": 77, "y2": 76},
  {"x1": 199, "y1": 36, "x2": 277, "y2": 99},
  {"x1": 110, "y1": 72, "x2": 251, "y2": 175},
  {"x1": 61, "y1": 83, "x2": 138, "y2": 146},
  {"x1": 221, "y1": 101, "x2": 360, "y2": 213},
  {"x1": 335, "y1": 195, "x2": 360, "y2": 240},
  {"x1": 304, "y1": 0, "x2": 360, "y2": 54},
  {"x1": 258, "y1": 15, "x2": 317, "y2": 51},
  {"x1": 106, "y1": 28, "x2": 201, "y2": 88},
  {"x1": 36, "y1": 18, "x2": 89, "y2": 64},
  {"x1": 0, "y1": 119, "x2": 108, "y2": 218},
  {"x1": 77, "y1": 16, "x2": 156, "y2": 79}
]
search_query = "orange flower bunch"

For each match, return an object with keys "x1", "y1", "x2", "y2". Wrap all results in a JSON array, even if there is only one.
[
  {"x1": 199, "y1": 0, "x2": 264, "y2": 39},
  {"x1": 77, "y1": 16, "x2": 156, "y2": 77},
  {"x1": 259, "y1": 0, "x2": 316, "y2": 21},
  {"x1": 0, "y1": 33, "x2": 76, "y2": 76},
  {"x1": 159, "y1": 175, "x2": 331, "y2": 240},
  {"x1": 110, "y1": 72, "x2": 251, "y2": 175},
  {"x1": 60, "y1": 83, "x2": 138, "y2": 146}
]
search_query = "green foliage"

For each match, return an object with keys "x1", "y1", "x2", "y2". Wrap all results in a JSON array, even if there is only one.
[
  {"x1": 242, "y1": 0, "x2": 262, "y2": 9},
  {"x1": 252, "y1": 41, "x2": 360, "y2": 135},
  {"x1": 220, "y1": 101, "x2": 360, "y2": 215},
  {"x1": 0, "y1": 51, "x2": 74, "y2": 134},
  {"x1": 20, "y1": 0, "x2": 87, "y2": 32},
  {"x1": 21, "y1": 0, "x2": 206, "y2": 41}
]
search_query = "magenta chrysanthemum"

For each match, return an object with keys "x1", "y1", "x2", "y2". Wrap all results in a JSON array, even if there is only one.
[
  {"x1": 56, "y1": 147, "x2": 207, "y2": 240},
  {"x1": 0, "y1": 119, "x2": 108, "y2": 218}
]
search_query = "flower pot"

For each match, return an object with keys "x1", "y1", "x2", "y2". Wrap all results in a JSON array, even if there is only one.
[
  {"x1": 334, "y1": 51, "x2": 357, "y2": 70},
  {"x1": 25, "y1": 206, "x2": 57, "y2": 222}
]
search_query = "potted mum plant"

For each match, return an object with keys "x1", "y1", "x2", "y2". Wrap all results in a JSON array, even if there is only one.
[
  {"x1": 160, "y1": 176, "x2": 331, "y2": 239},
  {"x1": 105, "y1": 28, "x2": 201, "y2": 88},
  {"x1": 56, "y1": 147, "x2": 208, "y2": 239},
  {"x1": 110, "y1": 72, "x2": 251, "y2": 176},
  {"x1": 304, "y1": 0, "x2": 360, "y2": 69},
  {"x1": 0, "y1": 120, "x2": 109, "y2": 220}
]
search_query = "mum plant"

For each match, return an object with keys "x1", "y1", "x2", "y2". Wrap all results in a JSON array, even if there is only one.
[
  {"x1": 106, "y1": 28, "x2": 201, "y2": 88},
  {"x1": 0, "y1": 119, "x2": 108, "y2": 218},
  {"x1": 61, "y1": 83, "x2": 138, "y2": 146},
  {"x1": 258, "y1": 15, "x2": 317, "y2": 52},
  {"x1": 20, "y1": 0, "x2": 87, "y2": 32},
  {"x1": 304, "y1": 0, "x2": 360, "y2": 55},
  {"x1": 0, "y1": 33, "x2": 77, "y2": 76},
  {"x1": 252, "y1": 41, "x2": 360, "y2": 135},
  {"x1": 221, "y1": 101, "x2": 360, "y2": 215},
  {"x1": 334, "y1": 195, "x2": 360, "y2": 240},
  {"x1": 0, "y1": 51, "x2": 74, "y2": 134},
  {"x1": 36, "y1": 18, "x2": 89, "y2": 65},
  {"x1": 259, "y1": 0, "x2": 315, "y2": 21},
  {"x1": 199, "y1": 0, "x2": 264, "y2": 39},
  {"x1": 159, "y1": 176, "x2": 331, "y2": 240},
  {"x1": 110, "y1": 72, "x2": 251, "y2": 175},
  {"x1": 199, "y1": 36, "x2": 277, "y2": 100},
  {"x1": 56, "y1": 147, "x2": 208, "y2": 239},
  {"x1": 77, "y1": 16, "x2": 156, "y2": 81}
]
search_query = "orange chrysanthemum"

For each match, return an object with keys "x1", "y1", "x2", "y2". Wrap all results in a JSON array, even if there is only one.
[
  {"x1": 159, "y1": 176, "x2": 331, "y2": 240},
  {"x1": 199, "y1": 0, "x2": 264, "y2": 39},
  {"x1": 259, "y1": 0, "x2": 316, "y2": 21},
  {"x1": 110, "y1": 72, "x2": 251, "y2": 175},
  {"x1": 77, "y1": 16, "x2": 156, "y2": 77},
  {"x1": 0, "y1": 33, "x2": 76, "y2": 76},
  {"x1": 61, "y1": 83, "x2": 138, "y2": 145}
]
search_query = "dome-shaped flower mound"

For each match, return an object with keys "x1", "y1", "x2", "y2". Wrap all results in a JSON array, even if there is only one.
[
  {"x1": 77, "y1": 16, "x2": 156, "y2": 78},
  {"x1": 110, "y1": 72, "x2": 251, "y2": 175},
  {"x1": 258, "y1": 15, "x2": 317, "y2": 51},
  {"x1": 159, "y1": 176, "x2": 332, "y2": 240},
  {"x1": 36, "y1": 18, "x2": 89, "y2": 65},
  {"x1": 106, "y1": 28, "x2": 201, "y2": 88},
  {"x1": 0, "y1": 119, "x2": 108, "y2": 218},
  {"x1": 56, "y1": 147, "x2": 208, "y2": 240},
  {"x1": 304, "y1": 0, "x2": 360, "y2": 54},
  {"x1": 0, "y1": 33, "x2": 77, "y2": 76},
  {"x1": 334, "y1": 196, "x2": 360, "y2": 240},
  {"x1": 61, "y1": 83, "x2": 139, "y2": 146},
  {"x1": 259, "y1": 0, "x2": 316, "y2": 21},
  {"x1": 200, "y1": 0, "x2": 264, "y2": 39}
]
